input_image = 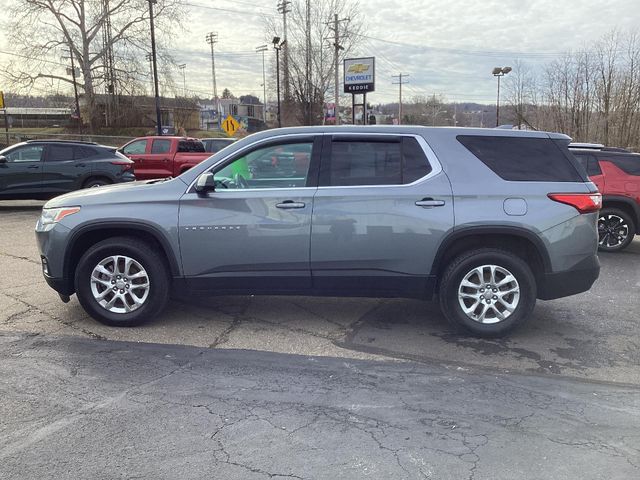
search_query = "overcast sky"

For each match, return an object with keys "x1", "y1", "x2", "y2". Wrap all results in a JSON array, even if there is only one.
[{"x1": 1, "y1": 0, "x2": 638, "y2": 105}]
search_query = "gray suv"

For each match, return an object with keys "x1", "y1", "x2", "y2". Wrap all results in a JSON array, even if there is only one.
[{"x1": 36, "y1": 127, "x2": 601, "y2": 336}]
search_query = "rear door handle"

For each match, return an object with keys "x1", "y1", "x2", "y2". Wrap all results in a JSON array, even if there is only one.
[
  {"x1": 415, "y1": 198, "x2": 445, "y2": 208},
  {"x1": 27, "y1": 165, "x2": 40, "y2": 169},
  {"x1": 276, "y1": 201, "x2": 306, "y2": 209}
]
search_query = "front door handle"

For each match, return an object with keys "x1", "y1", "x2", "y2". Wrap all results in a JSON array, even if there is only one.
[
  {"x1": 415, "y1": 198, "x2": 445, "y2": 208},
  {"x1": 276, "y1": 200, "x2": 306, "y2": 209}
]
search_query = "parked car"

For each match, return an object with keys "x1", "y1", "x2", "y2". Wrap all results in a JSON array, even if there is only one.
[
  {"x1": 201, "y1": 137, "x2": 236, "y2": 154},
  {"x1": 36, "y1": 127, "x2": 600, "y2": 337},
  {"x1": 569, "y1": 143, "x2": 640, "y2": 251},
  {"x1": 0, "y1": 140, "x2": 135, "y2": 200},
  {"x1": 119, "y1": 136, "x2": 210, "y2": 179}
]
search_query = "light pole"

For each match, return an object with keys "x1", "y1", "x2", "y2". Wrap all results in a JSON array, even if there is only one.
[
  {"x1": 178, "y1": 64, "x2": 186, "y2": 97},
  {"x1": 148, "y1": 0, "x2": 162, "y2": 136},
  {"x1": 256, "y1": 45, "x2": 268, "y2": 124},
  {"x1": 273, "y1": 36, "x2": 286, "y2": 128},
  {"x1": 492, "y1": 66, "x2": 512, "y2": 127}
]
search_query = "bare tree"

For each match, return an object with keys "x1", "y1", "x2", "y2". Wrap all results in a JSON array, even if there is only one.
[
  {"x1": 3, "y1": 0, "x2": 183, "y2": 130},
  {"x1": 266, "y1": 0, "x2": 364, "y2": 125}
]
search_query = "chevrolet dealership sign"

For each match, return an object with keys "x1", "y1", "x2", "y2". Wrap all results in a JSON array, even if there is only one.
[{"x1": 344, "y1": 57, "x2": 375, "y2": 93}]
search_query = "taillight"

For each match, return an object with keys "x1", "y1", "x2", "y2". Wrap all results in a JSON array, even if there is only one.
[
  {"x1": 548, "y1": 193, "x2": 602, "y2": 213},
  {"x1": 111, "y1": 161, "x2": 133, "y2": 172}
]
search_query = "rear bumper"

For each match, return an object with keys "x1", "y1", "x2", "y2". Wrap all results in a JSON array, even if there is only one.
[{"x1": 537, "y1": 254, "x2": 600, "y2": 300}]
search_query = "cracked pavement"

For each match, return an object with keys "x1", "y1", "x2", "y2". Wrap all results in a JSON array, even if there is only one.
[
  {"x1": 1, "y1": 201, "x2": 640, "y2": 478},
  {"x1": 0, "y1": 333, "x2": 638, "y2": 479}
]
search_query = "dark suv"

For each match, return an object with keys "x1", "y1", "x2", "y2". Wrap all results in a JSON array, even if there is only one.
[
  {"x1": 0, "y1": 140, "x2": 135, "y2": 200},
  {"x1": 570, "y1": 143, "x2": 640, "y2": 251}
]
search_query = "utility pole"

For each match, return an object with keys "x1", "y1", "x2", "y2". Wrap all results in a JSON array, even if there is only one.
[
  {"x1": 329, "y1": 14, "x2": 348, "y2": 125},
  {"x1": 392, "y1": 73, "x2": 409, "y2": 125},
  {"x1": 273, "y1": 38, "x2": 285, "y2": 128},
  {"x1": 148, "y1": 0, "x2": 162, "y2": 136},
  {"x1": 305, "y1": 0, "x2": 311, "y2": 125},
  {"x1": 178, "y1": 64, "x2": 186, "y2": 97},
  {"x1": 256, "y1": 45, "x2": 268, "y2": 124},
  {"x1": 145, "y1": 53, "x2": 153, "y2": 95},
  {"x1": 206, "y1": 32, "x2": 219, "y2": 127},
  {"x1": 277, "y1": 1, "x2": 291, "y2": 101}
]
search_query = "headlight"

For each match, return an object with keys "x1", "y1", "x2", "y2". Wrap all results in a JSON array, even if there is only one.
[{"x1": 36, "y1": 207, "x2": 81, "y2": 232}]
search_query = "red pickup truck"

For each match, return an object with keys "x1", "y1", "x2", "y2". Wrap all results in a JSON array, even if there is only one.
[{"x1": 119, "y1": 136, "x2": 211, "y2": 179}]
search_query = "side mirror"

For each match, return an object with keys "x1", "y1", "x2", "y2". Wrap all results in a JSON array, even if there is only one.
[
  {"x1": 0, "y1": 156, "x2": 6, "y2": 164},
  {"x1": 195, "y1": 172, "x2": 216, "y2": 195}
]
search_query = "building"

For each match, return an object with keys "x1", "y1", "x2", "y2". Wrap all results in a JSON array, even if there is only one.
[
  {"x1": 4, "y1": 107, "x2": 73, "y2": 128},
  {"x1": 200, "y1": 98, "x2": 266, "y2": 132}
]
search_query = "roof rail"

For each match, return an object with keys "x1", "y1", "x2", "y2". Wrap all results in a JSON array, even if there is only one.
[
  {"x1": 25, "y1": 139, "x2": 98, "y2": 145},
  {"x1": 568, "y1": 142, "x2": 605, "y2": 150}
]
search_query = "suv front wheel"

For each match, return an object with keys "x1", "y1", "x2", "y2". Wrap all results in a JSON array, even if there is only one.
[
  {"x1": 74, "y1": 237, "x2": 170, "y2": 326},
  {"x1": 439, "y1": 248, "x2": 536, "y2": 337},
  {"x1": 598, "y1": 207, "x2": 635, "y2": 252}
]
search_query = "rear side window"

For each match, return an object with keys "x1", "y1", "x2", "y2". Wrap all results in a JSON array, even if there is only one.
[
  {"x1": 74, "y1": 146, "x2": 98, "y2": 160},
  {"x1": 320, "y1": 136, "x2": 432, "y2": 187},
  {"x1": 151, "y1": 139, "x2": 172, "y2": 154},
  {"x1": 178, "y1": 140, "x2": 205, "y2": 153},
  {"x1": 457, "y1": 135, "x2": 584, "y2": 182},
  {"x1": 573, "y1": 152, "x2": 602, "y2": 176},
  {"x1": 600, "y1": 154, "x2": 640, "y2": 176},
  {"x1": 47, "y1": 144, "x2": 75, "y2": 162}
]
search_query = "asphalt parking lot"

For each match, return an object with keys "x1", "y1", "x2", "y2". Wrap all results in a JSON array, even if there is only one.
[{"x1": 2, "y1": 200, "x2": 639, "y2": 385}]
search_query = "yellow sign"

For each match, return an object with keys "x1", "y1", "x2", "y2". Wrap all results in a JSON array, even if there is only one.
[
  {"x1": 0, "y1": 91, "x2": 4, "y2": 109},
  {"x1": 221, "y1": 115, "x2": 240, "y2": 136},
  {"x1": 347, "y1": 63, "x2": 370, "y2": 74}
]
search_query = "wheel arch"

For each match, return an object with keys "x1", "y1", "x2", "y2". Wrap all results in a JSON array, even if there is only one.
[
  {"x1": 601, "y1": 195, "x2": 640, "y2": 233},
  {"x1": 432, "y1": 226, "x2": 550, "y2": 288},
  {"x1": 63, "y1": 222, "x2": 181, "y2": 292}
]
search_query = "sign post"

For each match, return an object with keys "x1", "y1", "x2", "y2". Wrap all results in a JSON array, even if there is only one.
[
  {"x1": 0, "y1": 91, "x2": 8, "y2": 146},
  {"x1": 344, "y1": 57, "x2": 375, "y2": 125}
]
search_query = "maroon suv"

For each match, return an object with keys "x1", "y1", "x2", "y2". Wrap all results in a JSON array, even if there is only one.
[{"x1": 570, "y1": 143, "x2": 640, "y2": 251}]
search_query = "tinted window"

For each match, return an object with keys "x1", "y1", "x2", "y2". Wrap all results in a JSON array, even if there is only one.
[
  {"x1": 457, "y1": 135, "x2": 584, "y2": 182},
  {"x1": 325, "y1": 140, "x2": 402, "y2": 186},
  {"x1": 320, "y1": 137, "x2": 432, "y2": 187},
  {"x1": 4, "y1": 145, "x2": 44, "y2": 162},
  {"x1": 573, "y1": 152, "x2": 602, "y2": 176},
  {"x1": 178, "y1": 140, "x2": 205, "y2": 153},
  {"x1": 123, "y1": 139, "x2": 147, "y2": 155},
  {"x1": 214, "y1": 142, "x2": 312, "y2": 190},
  {"x1": 204, "y1": 139, "x2": 233, "y2": 153},
  {"x1": 47, "y1": 145, "x2": 75, "y2": 162},
  {"x1": 74, "y1": 146, "x2": 98, "y2": 160},
  {"x1": 151, "y1": 139, "x2": 172, "y2": 154},
  {"x1": 402, "y1": 137, "x2": 432, "y2": 183},
  {"x1": 601, "y1": 154, "x2": 640, "y2": 176}
]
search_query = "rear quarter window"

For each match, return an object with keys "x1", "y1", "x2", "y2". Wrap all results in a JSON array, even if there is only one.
[
  {"x1": 457, "y1": 135, "x2": 585, "y2": 182},
  {"x1": 600, "y1": 154, "x2": 640, "y2": 176}
]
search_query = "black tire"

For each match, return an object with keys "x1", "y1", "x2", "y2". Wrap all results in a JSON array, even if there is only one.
[
  {"x1": 74, "y1": 236, "x2": 170, "y2": 327},
  {"x1": 83, "y1": 177, "x2": 112, "y2": 189},
  {"x1": 439, "y1": 248, "x2": 537, "y2": 337},
  {"x1": 598, "y1": 207, "x2": 636, "y2": 252}
]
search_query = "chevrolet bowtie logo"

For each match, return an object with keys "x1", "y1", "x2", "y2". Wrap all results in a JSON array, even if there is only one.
[{"x1": 347, "y1": 63, "x2": 370, "y2": 74}]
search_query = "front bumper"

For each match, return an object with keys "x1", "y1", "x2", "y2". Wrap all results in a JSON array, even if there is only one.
[{"x1": 537, "y1": 254, "x2": 600, "y2": 300}]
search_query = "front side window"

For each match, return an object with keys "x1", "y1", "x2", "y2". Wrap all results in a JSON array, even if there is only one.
[
  {"x1": 123, "y1": 139, "x2": 148, "y2": 155},
  {"x1": 213, "y1": 142, "x2": 313, "y2": 190},
  {"x1": 4, "y1": 145, "x2": 45, "y2": 162},
  {"x1": 151, "y1": 139, "x2": 172, "y2": 154},
  {"x1": 320, "y1": 136, "x2": 432, "y2": 187}
]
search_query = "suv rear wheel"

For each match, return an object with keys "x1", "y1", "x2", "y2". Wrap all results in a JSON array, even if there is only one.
[
  {"x1": 83, "y1": 177, "x2": 112, "y2": 188},
  {"x1": 74, "y1": 237, "x2": 170, "y2": 326},
  {"x1": 439, "y1": 248, "x2": 536, "y2": 337},
  {"x1": 598, "y1": 207, "x2": 635, "y2": 252}
]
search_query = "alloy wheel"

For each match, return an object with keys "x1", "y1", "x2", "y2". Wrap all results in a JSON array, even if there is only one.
[
  {"x1": 90, "y1": 255, "x2": 150, "y2": 314},
  {"x1": 457, "y1": 264, "x2": 520, "y2": 324},
  {"x1": 598, "y1": 214, "x2": 629, "y2": 249}
]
